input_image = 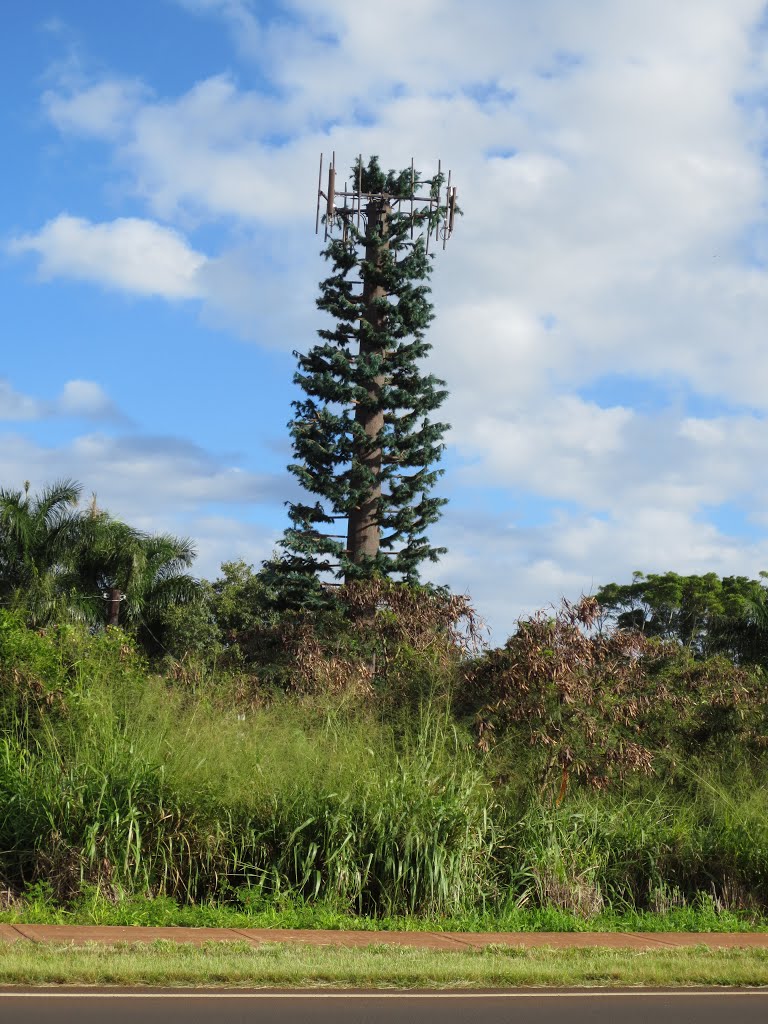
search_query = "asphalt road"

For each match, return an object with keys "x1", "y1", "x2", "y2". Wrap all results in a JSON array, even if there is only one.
[{"x1": 2, "y1": 989, "x2": 768, "y2": 1023}]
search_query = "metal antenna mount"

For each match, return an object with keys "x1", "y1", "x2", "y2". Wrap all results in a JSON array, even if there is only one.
[{"x1": 315, "y1": 153, "x2": 458, "y2": 250}]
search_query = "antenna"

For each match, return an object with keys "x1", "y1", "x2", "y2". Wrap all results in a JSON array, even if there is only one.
[
  {"x1": 325, "y1": 151, "x2": 337, "y2": 240},
  {"x1": 433, "y1": 158, "x2": 441, "y2": 250},
  {"x1": 315, "y1": 153, "x2": 458, "y2": 250},
  {"x1": 442, "y1": 168, "x2": 451, "y2": 250},
  {"x1": 357, "y1": 153, "x2": 362, "y2": 231},
  {"x1": 410, "y1": 157, "x2": 415, "y2": 239},
  {"x1": 315, "y1": 152, "x2": 323, "y2": 234}
]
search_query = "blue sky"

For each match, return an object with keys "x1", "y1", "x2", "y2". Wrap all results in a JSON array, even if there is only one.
[{"x1": 4, "y1": 0, "x2": 768, "y2": 637}]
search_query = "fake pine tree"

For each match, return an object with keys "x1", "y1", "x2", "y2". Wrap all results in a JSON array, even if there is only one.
[{"x1": 277, "y1": 155, "x2": 458, "y2": 594}]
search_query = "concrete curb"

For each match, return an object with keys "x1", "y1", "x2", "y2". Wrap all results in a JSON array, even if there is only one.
[{"x1": 2, "y1": 926, "x2": 768, "y2": 950}]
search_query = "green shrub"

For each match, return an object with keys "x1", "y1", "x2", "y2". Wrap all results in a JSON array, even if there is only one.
[{"x1": 1, "y1": 610, "x2": 768, "y2": 921}]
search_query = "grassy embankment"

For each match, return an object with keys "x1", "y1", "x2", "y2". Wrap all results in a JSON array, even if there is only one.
[{"x1": 1, "y1": 612, "x2": 768, "y2": 932}]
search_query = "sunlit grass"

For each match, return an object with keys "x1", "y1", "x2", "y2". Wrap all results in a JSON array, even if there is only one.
[
  {"x1": 3, "y1": 890, "x2": 767, "y2": 933},
  {"x1": 1, "y1": 941, "x2": 768, "y2": 988},
  {"x1": 2, "y1": 617, "x2": 768, "y2": 925}
]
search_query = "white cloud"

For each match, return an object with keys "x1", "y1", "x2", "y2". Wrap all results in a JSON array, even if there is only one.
[
  {"x1": 0, "y1": 432, "x2": 286, "y2": 514},
  {"x1": 10, "y1": 215, "x2": 206, "y2": 299},
  {"x1": 19, "y1": 0, "x2": 768, "y2": 627},
  {"x1": 171, "y1": 0, "x2": 264, "y2": 59},
  {"x1": 37, "y1": 0, "x2": 768, "y2": 390},
  {"x1": 0, "y1": 380, "x2": 44, "y2": 421},
  {"x1": 0, "y1": 378, "x2": 123, "y2": 423},
  {"x1": 433, "y1": 498, "x2": 768, "y2": 640},
  {"x1": 195, "y1": 240, "x2": 318, "y2": 343},
  {"x1": 680, "y1": 417, "x2": 727, "y2": 445},
  {"x1": 128, "y1": 75, "x2": 281, "y2": 221},
  {"x1": 0, "y1": 428, "x2": 291, "y2": 577},
  {"x1": 454, "y1": 397, "x2": 634, "y2": 504},
  {"x1": 188, "y1": 515, "x2": 278, "y2": 579},
  {"x1": 43, "y1": 78, "x2": 148, "y2": 139},
  {"x1": 57, "y1": 380, "x2": 119, "y2": 419}
]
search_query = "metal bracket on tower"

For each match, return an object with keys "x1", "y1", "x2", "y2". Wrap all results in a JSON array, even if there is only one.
[{"x1": 315, "y1": 152, "x2": 458, "y2": 249}]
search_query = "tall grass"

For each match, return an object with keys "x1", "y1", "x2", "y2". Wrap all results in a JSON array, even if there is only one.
[
  {"x1": 1, "y1": 615, "x2": 767, "y2": 920},
  {"x1": 497, "y1": 758, "x2": 768, "y2": 916},
  {"x1": 0, "y1": 627, "x2": 498, "y2": 915}
]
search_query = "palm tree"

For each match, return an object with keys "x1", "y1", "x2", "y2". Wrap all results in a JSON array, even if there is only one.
[
  {"x1": 0, "y1": 478, "x2": 82, "y2": 622},
  {"x1": 67, "y1": 508, "x2": 199, "y2": 639},
  {"x1": 0, "y1": 481, "x2": 200, "y2": 641}
]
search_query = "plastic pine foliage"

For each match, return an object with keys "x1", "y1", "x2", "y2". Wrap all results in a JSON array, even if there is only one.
[{"x1": 276, "y1": 156, "x2": 452, "y2": 598}]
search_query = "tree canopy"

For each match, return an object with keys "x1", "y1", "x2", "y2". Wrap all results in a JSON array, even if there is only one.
[
  {"x1": 595, "y1": 570, "x2": 768, "y2": 664},
  {"x1": 0, "y1": 480, "x2": 198, "y2": 636}
]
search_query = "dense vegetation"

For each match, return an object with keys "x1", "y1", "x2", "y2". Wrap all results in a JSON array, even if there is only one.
[
  {"x1": 1, "y1": 488, "x2": 767, "y2": 928},
  {"x1": 0, "y1": 479, "x2": 196, "y2": 639}
]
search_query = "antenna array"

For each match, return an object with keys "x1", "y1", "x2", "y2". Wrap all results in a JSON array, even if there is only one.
[{"x1": 315, "y1": 152, "x2": 458, "y2": 252}]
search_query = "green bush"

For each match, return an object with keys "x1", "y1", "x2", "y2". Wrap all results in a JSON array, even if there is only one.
[
  {"x1": 0, "y1": 617, "x2": 498, "y2": 914},
  {"x1": 1, "y1": 609, "x2": 768, "y2": 922}
]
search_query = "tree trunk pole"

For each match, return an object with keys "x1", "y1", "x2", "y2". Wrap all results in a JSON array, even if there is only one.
[
  {"x1": 346, "y1": 197, "x2": 389, "y2": 575},
  {"x1": 106, "y1": 587, "x2": 122, "y2": 627}
]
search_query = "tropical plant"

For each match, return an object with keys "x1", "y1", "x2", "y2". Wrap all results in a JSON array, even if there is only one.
[
  {"x1": 0, "y1": 478, "x2": 81, "y2": 623},
  {"x1": 66, "y1": 507, "x2": 199, "y2": 638},
  {"x1": 595, "y1": 570, "x2": 768, "y2": 664},
  {"x1": 471, "y1": 597, "x2": 663, "y2": 793},
  {"x1": 0, "y1": 480, "x2": 199, "y2": 639}
]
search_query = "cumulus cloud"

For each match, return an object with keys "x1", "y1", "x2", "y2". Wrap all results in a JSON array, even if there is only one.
[
  {"x1": 0, "y1": 380, "x2": 44, "y2": 421},
  {"x1": 10, "y1": 215, "x2": 206, "y2": 299},
  {"x1": 0, "y1": 378, "x2": 123, "y2": 423},
  {"x1": 62, "y1": 432, "x2": 291, "y2": 508},
  {"x1": 0, "y1": 428, "x2": 292, "y2": 577},
  {"x1": 196, "y1": 239, "x2": 318, "y2": 343},
  {"x1": 37, "y1": 2, "x2": 768, "y2": 389},
  {"x1": 17, "y1": 0, "x2": 768, "y2": 626},
  {"x1": 453, "y1": 397, "x2": 635, "y2": 503},
  {"x1": 57, "y1": 380, "x2": 121, "y2": 420},
  {"x1": 187, "y1": 515, "x2": 279, "y2": 579},
  {"x1": 432, "y1": 500, "x2": 768, "y2": 641},
  {"x1": 43, "y1": 78, "x2": 149, "y2": 139},
  {"x1": 8, "y1": 208, "x2": 316, "y2": 341}
]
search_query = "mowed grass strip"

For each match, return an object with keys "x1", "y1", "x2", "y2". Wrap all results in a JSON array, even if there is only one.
[{"x1": 0, "y1": 941, "x2": 767, "y2": 988}]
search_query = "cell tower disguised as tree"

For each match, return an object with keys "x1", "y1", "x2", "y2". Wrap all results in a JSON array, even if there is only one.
[{"x1": 277, "y1": 154, "x2": 459, "y2": 593}]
